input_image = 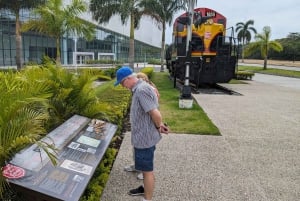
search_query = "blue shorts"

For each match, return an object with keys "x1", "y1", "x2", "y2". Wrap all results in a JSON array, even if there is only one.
[{"x1": 134, "y1": 146, "x2": 156, "y2": 172}]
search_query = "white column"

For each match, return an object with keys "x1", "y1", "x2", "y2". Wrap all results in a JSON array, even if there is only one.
[{"x1": 73, "y1": 37, "x2": 78, "y2": 74}]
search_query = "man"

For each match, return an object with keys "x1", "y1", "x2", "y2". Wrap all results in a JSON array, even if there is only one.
[
  {"x1": 124, "y1": 72, "x2": 161, "y2": 181},
  {"x1": 114, "y1": 66, "x2": 169, "y2": 201}
]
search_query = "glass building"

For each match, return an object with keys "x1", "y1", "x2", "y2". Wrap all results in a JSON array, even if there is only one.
[{"x1": 0, "y1": 6, "x2": 161, "y2": 67}]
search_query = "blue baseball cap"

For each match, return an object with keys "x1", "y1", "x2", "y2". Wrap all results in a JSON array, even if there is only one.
[{"x1": 114, "y1": 66, "x2": 133, "y2": 86}]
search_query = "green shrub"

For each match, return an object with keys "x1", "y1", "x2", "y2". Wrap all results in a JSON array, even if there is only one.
[
  {"x1": 85, "y1": 59, "x2": 123, "y2": 65},
  {"x1": 77, "y1": 68, "x2": 112, "y2": 81},
  {"x1": 79, "y1": 148, "x2": 118, "y2": 201},
  {"x1": 235, "y1": 71, "x2": 254, "y2": 80},
  {"x1": 104, "y1": 68, "x2": 117, "y2": 79},
  {"x1": 140, "y1": 67, "x2": 154, "y2": 79},
  {"x1": 24, "y1": 61, "x2": 39, "y2": 66},
  {"x1": 148, "y1": 58, "x2": 161, "y2": 65}
]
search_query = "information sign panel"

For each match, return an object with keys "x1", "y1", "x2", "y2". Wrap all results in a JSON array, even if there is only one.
[{"x1": 6, "y1": 115, "x2": 117, "y2": 201}]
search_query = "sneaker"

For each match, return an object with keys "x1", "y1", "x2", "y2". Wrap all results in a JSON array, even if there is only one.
[
  {"x1": 137, "y1": 172, "x2": 144, "y2": 180},
  {"x1": 128, "y1": 185, "x2": 144, "y2": 196},
  {"x1": 124, "y1": 165, "x2": 136, "y2": 172}
]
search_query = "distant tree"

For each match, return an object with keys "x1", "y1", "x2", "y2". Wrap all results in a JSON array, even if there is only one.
[
  {"x1": 235, "y1": 20, "x2": 257, "y2": 62},
  {"x1": 287, "y1": 32, "x2": 300, "y2": 39},
  {"x1": 0, "y1": 0, "x2": 45, "y2": 70},
  {"x1": 140, "y1": 0, "x2": 186, "y2": 72},
  {"x1": 287, "y1": 32, "x2": 300, "y2": 62},
  {"x1": 245, "y1": 26, "x2": 283, "y2": 69},
  {"x1": 90, "y1": 0, "x2": 167, "y2": 69},
  {"x1": 21, "y1": 0, "x2": 96, "y2": 65}
]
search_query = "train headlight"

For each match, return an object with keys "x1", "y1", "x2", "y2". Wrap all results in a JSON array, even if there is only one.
[{"x1": 207, "y1": 19, "x2": 213, "y2": 24}]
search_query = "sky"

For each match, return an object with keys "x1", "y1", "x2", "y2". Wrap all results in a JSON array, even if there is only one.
[{"x1": 165, "y1": 0, "x2": 300, "y2": 44}]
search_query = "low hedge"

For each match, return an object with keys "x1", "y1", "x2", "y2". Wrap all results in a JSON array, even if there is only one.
[
  {"x1": 235, "y1": 71, "x2": 255, "y2": 80},
  {"x1": 139, "y1": 67, "x2": 155, "y2": 79}
]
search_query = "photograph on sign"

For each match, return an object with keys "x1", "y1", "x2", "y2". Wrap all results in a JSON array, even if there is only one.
[
  {"x1": 60, "y1": 159, "x2": 93, "y2": 175},
  {"x1": 68, "y1": 142, "x2": 80, "y2": 149},
  {"x1": 77, "y1": 135, "x2": 101, "y2": 147}
]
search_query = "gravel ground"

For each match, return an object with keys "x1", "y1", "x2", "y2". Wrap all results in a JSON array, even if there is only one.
[{"x1": 100, "y1": 75, "x2": 300, "y2": 201}]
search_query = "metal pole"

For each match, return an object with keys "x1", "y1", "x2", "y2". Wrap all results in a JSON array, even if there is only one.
[
  {"x1": 186, "y1": 0, "x2": 194, "y2": 54},
  {"x1": 181, "y1": 0, "x2": 194, "y2": 99},
  {"x1": 179, "y1": 0, "x2": 194, "y2": 108},
  {"x1": 184, "y1": 0, "x2": 194, "y2": 87}
]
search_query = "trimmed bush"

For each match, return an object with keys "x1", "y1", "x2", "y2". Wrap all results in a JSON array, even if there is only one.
[
  {"x1": 140, "y1": 67, "x2": 155, "y2": 79},
  {"x1": 235, "y1": 71, "x2": 255, "y2": 80}
]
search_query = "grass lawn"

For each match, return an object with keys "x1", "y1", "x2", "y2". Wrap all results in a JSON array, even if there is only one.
[
  {"x1": 152, "y1": 72, "x2": 220, "y2": 135},
  {"x1": 238, "y1": 65, "x2": 300, "y2": 78}
]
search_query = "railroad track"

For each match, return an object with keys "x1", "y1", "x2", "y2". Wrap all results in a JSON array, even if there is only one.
[
  {"x1": 194, "y1": 83, "x2": 242, "y2": 95},
  {"x1": 174, "y1": 78, "x2": 242, "y2": 96}
]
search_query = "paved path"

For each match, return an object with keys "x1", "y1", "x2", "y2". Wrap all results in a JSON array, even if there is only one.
[
  {"x1": 252, "y1": 73, "x2": 300, "y2": 90},
  {"x1": 101, "y1": 76, "x2": 300, "y2": 201}
]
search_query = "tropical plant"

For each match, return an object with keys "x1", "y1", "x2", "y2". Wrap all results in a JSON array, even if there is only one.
[
  {"x1": 245, "y1": 26, "x2": 283, "y2": 69},
  {"x1": 90, "y1": 0, "x2": 162, "y2": 69},
  {"x1": 21, "y1": 63, "x2": 109, "y2": 130},
  {"x1": 21, "y1": 0, "x2": 96, "y2": 65},
  {"x1": 0, "y1": 70, "x2": 56, "y2": 198},
  {"x1": 235, "y1": 20, "x2": 257, "y2": 62},
  {"x1": 0, "y1": 0, "x2": 45, "y2": 70},
  {"x1": 140, "y1": 0, "x2": 186, "y2": 72}
]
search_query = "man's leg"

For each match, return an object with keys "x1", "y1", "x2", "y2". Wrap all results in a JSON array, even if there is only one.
[
  {"x1": 124, "y1": 148, "x2": 137, "y2": 172},
  {"x1": 129, "y1": 146, "x2": 156, "y2": 199},
  {"x1": 143, "y1": 171, "x2": 155, "y2": 200}
]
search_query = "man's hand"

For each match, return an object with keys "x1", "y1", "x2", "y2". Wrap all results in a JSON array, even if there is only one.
[{"x1": 159, "y1": 123, "x2": 169, "y2": 134}]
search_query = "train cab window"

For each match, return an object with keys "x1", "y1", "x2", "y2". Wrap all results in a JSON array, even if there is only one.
[
  {"x1": 176, "y1": 23, "x2": 185, "y2": 32},
  {"x1": 210, "y1": 34, "x2": 223, "y2": 51},
  {"x1": 191, "y1": 36, "x2": 204, "y2": 51},
  {"x1": 210, "y1": 38, "x2": 217, "y2": 51},
  {"x1": 175, "y1": 37, "x2": 183, "y2": 45},
  {"x1": 217, "y1": 19, "x2": 225, "y2": 26}
]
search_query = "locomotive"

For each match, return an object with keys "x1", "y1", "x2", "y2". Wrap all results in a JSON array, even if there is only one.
[{"x1": 166, "y1": 7, "x2": 238, "y2": 88}]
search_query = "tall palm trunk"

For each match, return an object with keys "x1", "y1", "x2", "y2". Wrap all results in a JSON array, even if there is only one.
[
  {"x1": 160, "y1": 22, "x2": 166, "y2": 72},
  {"x1": 15, "y1": 12, "x2": 22, "y2": 70},
  {"x1": 129, "y1": 13, "x2": 135, "y2": 69},
  {"x1": 56, "y1": 37, "x2": 61, "y2": 65},
  {"x1": 241, "y1": 38, "x2": 245, "y2": 63},
  {"x1": 263, "y1": 57, "x2": 267, "y2": 70}
]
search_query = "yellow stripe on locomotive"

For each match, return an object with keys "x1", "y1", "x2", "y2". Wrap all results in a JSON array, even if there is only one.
[{"x1": 174, "y1": 21, "x2": 226, "y2": 56}]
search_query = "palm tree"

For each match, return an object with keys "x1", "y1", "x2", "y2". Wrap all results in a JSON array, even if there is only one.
[
  {"x1": 21, "y1": 0, "x2": 96, "y2": 65},
  {"x1": 235, "y1": 20, "x2": 257, "y2": 62},
  {"x1": 90, "y1": 0, "x2": 160, "y2": 69},
  {"x1": 140, "y1": 0, "x2": 186, "y2": 72},
  {"x1": 245, "y1": 26, "x2": 283, "y2": 70},
  {"x1": 0, "y1": 0, "x2": 45, "y2": 70}
]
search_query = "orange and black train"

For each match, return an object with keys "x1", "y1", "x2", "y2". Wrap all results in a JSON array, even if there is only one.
[{"x1": 166, "y1": 7, "x2": 239, "y2": 87}]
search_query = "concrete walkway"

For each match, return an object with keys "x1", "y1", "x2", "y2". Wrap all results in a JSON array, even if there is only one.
[
  {"x1": 101, "y1": 76, "x2": 300, "y2": 201},
  {"x1": 253, "y1": 73, "x2": 300, "y2": 90}
]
